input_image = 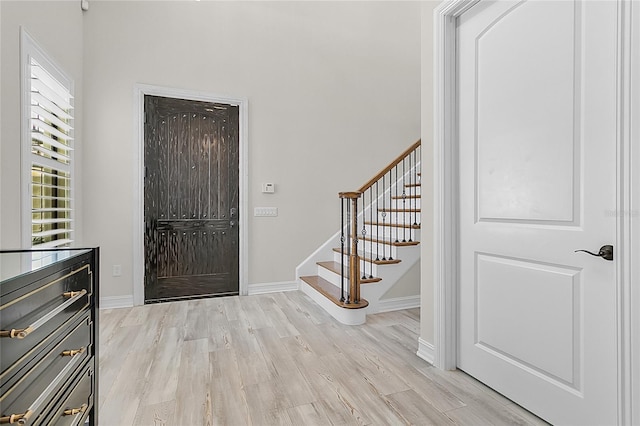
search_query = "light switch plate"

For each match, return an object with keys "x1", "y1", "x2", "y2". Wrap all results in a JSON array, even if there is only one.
[{"x1": 254, "y1": 207, "x2": 278, "y2": 217}]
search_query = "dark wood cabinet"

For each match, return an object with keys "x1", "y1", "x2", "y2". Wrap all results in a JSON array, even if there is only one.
[{"x1": 0, "y1": 248, "x2": 98, "y2": 425}]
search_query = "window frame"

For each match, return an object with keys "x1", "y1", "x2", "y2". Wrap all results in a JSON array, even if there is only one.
[{"x1": 20, "y1": 28, "x2": 75, "y2": 249}]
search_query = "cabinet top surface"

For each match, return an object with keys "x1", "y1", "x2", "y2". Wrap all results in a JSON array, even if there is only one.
[{"x1": 0, "y1": 249, "x2": 92, "y2": 284}]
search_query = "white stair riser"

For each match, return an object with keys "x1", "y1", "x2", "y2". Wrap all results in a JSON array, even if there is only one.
[
  {"x1": 318, "y1": 265, "x2": 346, "y2": 287},
  {"x1": 330, "y1": 253, "x2": 381, "y2": 276},
  {"x1": 404, "y1": 186, "x2": 421, "y2": 195},
  {"x1": 333, "y1": 240, "x2": 406, "y2": 262},
  {"x1": 332, "y1": 251, "x2": 405, "y2": 273},
  {"x1": 317, "y1": 264, "x2": 378, "y2": 287},
  {"x1": 358, "y1": 241, "x2": 416, "y2": 259},
  {"x1": 365, "y1": 225, "x2": 420, "y2": 241},
  {"x1": 377, "y1": 212, "x2": 421, "y2": 225},
  {"x1": 361, "y1": 196, "x2": 420, "y2": 217},
  {"x1": 346, "y1": 231, "x2": 420, "y2": 248},
  {"x1": 391, "y1": 198, "x2": 421, "y2": 209}
]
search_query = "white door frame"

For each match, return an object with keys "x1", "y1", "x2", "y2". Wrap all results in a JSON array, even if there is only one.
[
  {"x1": 432, "y1": 1, "x2": 639, "y2": 424},
  {"x1": 132, "y1": 84, "x2": 249, "y2": 305}
]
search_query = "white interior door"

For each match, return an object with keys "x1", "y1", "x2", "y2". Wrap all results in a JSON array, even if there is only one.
[{"x1": 457, "y1": 1, "x2": 619, "y2": 424}]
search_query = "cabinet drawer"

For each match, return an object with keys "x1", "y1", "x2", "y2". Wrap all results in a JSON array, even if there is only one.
[
  {"x1": 0, "y1": 262, "x2": 92, "y2": 375},
  {"x1": 39, "y1": 364, "x2": 94, "y2": 426},
  {"x1": 0, "y1": 315, "x2": 91, "y2": 426}
]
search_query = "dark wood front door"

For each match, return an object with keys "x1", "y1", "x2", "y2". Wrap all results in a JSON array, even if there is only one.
[{"x1": 144, "y1": 95, "x2": 239, "y2": 303}]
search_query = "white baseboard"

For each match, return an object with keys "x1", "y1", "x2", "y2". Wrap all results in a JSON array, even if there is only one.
[
  {"x1": 247, "y1": 281, "x2": 298, "y2": 295},
  {"x1": 99, "y1": 295, "x2": 134, "y2": 310},
  {"x1": 417, "y1": 337, "x2": 435, "y2": 365},
  {"x1": 375, "y1": 295, "x2": 421, "y2": 313}
]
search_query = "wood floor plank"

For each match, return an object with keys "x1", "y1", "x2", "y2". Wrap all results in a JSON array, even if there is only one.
[
  {"x1": 279, "y1": 306, "x2": 339, "y2": 357},
  {"x1": 244, "y1": 380, "x2": 294, "y2": 425},
  {"x1": 174, "y1": 338, "x2": 213, "y2": 425},
  {"x1": 99, "y1": 291, "x2": 546, "y2": 426},
  {"x1": 445, "y1": 398, "x2": 548, "y2": 426},
  {"x1": 209, "y1": 349, "x2": 251, "y2": 424},
  {"x1": 99, "y1": 348, "x2": 150, "y2": 425},
  {"x1": 119, "y1": 303, "x2": 152, "y2": 327},
  {"x1": 203, "y1": 297, "x2": 229, "y2": 324},
  {"x1": 226, "y1": 317, "x2": 262, "y2": 357},
  {"x1": 239, "y1": 295, "x2": 274, "y2": 330},
  {"x1": 139, "y1": 326, "x2": 183, "y2": 406},
  {"x1": 292, "y1": 351, "x2": 372, "y2": 424},
  {"x1": 314, "y1": 398, "x2": 365, "y2": 426},
  {"x1": 99, "y1": 311, "x2": 138, "y2": 405},
  {"x1": 237, "y1": 351, "x2": 275, "y2": 387},
  {"x1": 254, "y1": 327, "x2": 298, "y2": 377},
  {"x1": 286, "y1": 402, "x2": 333, "y2": 426},
  {"x1": 208, "y1": 322, "x2": 233, "y2": 352},
  {"x1": 184, "y1": 299, "x2": 212, "y2": 341},
  {"x1": 318, "y1": 353, "x2": 407, "y2": 425},
  {"x1": 132, "y1": 400, "x2": 176, "y2": 426},
  {"x1": 222, "y1": 295, "x2": 242, "y2": 322},
  {"x1": 318, "y1": 322, "x2": 411, "y2": 396},
  {"x1": 385, "y1": 389, "x2": 457, "y2": 425},
  {"x1": 261, "y1": 296, "x2": 301, "y2": 338}
]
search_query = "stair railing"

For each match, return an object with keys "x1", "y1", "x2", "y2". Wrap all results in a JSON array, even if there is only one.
[{"x1": 338, "y1": 139, "x2": 421, "y2": 306}]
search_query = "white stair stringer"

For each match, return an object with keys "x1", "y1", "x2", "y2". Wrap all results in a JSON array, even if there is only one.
[
  {"x1": 359, "y1": 244, "x2": 420, "y2": 313},
  {"x1": 325, "y1": 244, "x2": 421, "y2": 311}
]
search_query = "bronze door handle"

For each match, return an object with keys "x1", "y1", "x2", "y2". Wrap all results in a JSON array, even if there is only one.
[{"x1": 575, "y1": 245, "x2": 614, "y2": 261}]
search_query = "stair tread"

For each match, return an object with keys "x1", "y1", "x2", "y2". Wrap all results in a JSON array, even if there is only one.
[
  {"x1": 365, "y1": 221, "x2": 420, "y2": 229},
  {"x1": 331, "y1": 248, "x2": 402, "y2": 265},
  {"x1": 316, "y1": 260, "x2": 382, "y2": 284},
  {"x1": 404, "y1": 183, "x2": 421, "y2": 187},
  {"x1": 300, "y1": 275, "x2": 369, "y2": 309},
  {"x1": 362, "y1": 236, "x2": 420, "y2": 246},
  {"x1": 392, "y1": 194, "x2": 420, "y2": 199},
  {"x1": 378, "y1": 208, "x2": 421, "y2": 213}
]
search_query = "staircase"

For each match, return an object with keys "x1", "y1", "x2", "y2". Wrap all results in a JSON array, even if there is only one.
[{"x1": 296, "y1": 140, "x2": 421, "y2": 325}]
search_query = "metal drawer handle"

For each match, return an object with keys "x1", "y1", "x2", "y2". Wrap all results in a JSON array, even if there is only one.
[
  {"x1": 62, "y1": 346, "x2": 86, "y2": 357},
  {"x1": 62, "y1": 404, "x2": 87, "y2": 417},
  {"x1": 0, "y1": 346, "x2": 86, "y2": 424},
  {"x1": 0, "y1": 412, "x2": 33, "y2": 425},
  {"x1": 0, "y1": 289, "x2": 87, "y2": 339}
]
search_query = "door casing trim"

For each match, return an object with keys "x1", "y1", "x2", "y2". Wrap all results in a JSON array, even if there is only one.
[
  {"x1": 433, "y1": 0, "x2": 638, "y2": 424},
  {"x1": 132, "y1": 84, "x2": 249, "y2": 304}
]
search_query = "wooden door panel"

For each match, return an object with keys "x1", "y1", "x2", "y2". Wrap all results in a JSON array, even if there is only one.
[
  {"x1": 208, "y1": 123, "x2": 220, "y2": 219},
  {"x1": 144, "y1": 96, "x2": 239, "y2": 302},
  {"x1": 177, "y1": 113, "x2": 190, "y2": 219}
]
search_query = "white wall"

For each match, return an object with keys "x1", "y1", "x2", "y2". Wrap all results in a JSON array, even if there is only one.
[
  {"x1": 82, "y1": 1, "x2": 421, "y2": 299},
  {"x1": 0, "y1": 1, "x2": 84, "y2": 249},
  {"x1": 0, "y1": 3, "x2": 3, "y2": 248},
  {"x1": 420, "y1": 1, "x2": 440, "y2": 346},
  {"x1": 380, "y1": 261, "x2": 420, "y2": 299}
]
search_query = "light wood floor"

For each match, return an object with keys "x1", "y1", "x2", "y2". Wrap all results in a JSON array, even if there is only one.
[{"x1": 99, "y1": 291, "x2": 548, "y2": 426}]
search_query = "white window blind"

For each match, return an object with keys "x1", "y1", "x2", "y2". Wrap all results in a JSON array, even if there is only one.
[{"x1": 27, "y1": 54, "x2": 74, "y2": 248}]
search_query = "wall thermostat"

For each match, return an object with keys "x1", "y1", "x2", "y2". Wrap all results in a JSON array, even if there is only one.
[{"x1": 262, "y1": 183, "x2": 275, "y2": 193}]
